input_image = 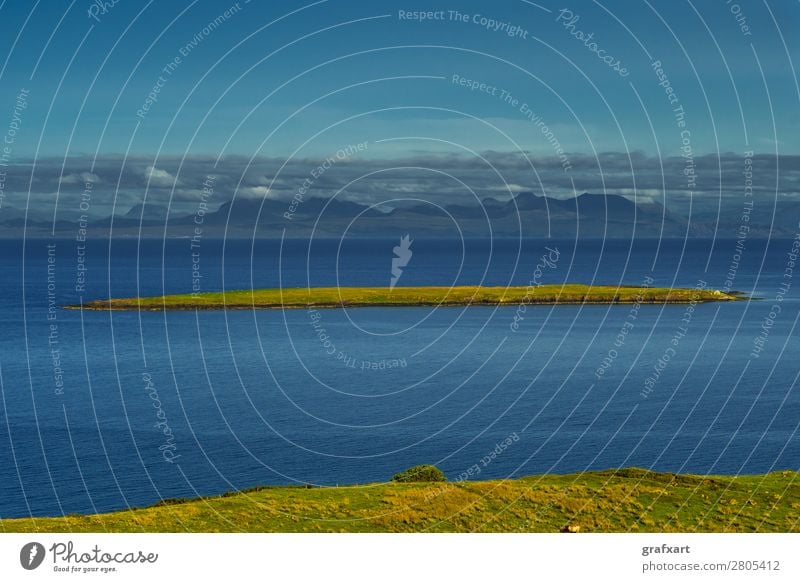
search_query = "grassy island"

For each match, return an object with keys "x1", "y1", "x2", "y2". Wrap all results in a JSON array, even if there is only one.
[
  {"x1": 2, "y1": 469, "x2": 796, "y2": 533},
  {"x1": 68, "y1": 284, "x2": 742, "y2": 311}
]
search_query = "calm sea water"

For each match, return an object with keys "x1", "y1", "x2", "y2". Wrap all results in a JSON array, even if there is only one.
[{"x1": 0, "y1": 237, "x2": 798, "y2": 518}]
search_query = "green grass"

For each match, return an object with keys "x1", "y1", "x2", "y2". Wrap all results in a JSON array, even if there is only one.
[
  {"x1": 70, "y1": 284, "x2": 741, "y2": 311},
  {"x1": 3, "y1": 469, "x2": 797, "y2": 533}
]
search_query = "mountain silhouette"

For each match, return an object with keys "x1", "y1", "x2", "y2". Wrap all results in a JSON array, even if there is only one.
[{"x1": 1, "y1": 191, "x2": 795, "y2": 238}]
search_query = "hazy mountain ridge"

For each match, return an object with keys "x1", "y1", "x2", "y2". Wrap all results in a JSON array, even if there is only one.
[{"x1": 1, "y1": 192, "x2": 797, "y2": 238}]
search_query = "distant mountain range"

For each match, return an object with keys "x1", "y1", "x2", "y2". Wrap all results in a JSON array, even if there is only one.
[{"x1": 1, "y1": 192, "x2": 798, "y2": 238}]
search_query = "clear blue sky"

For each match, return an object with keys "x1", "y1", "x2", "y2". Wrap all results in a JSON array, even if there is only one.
[{"x1": 0, "y1": 0, "x2": 797, "y2": 160}]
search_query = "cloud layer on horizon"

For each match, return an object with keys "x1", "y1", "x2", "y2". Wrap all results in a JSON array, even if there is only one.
[{"x1": 0, "y1": 150, "x2": 795, "y2": 222}]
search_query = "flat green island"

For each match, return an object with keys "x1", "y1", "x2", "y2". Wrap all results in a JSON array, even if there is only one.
[
  {"x1": 69, "y1": 284, "x2": 742, "y2": 311},
  {"x1": 2, "y1": 469, "x2": 796, "y2": 533}
]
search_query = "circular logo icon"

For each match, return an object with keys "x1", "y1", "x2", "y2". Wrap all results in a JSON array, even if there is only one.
[{"x1": 19, "y1": 542, "x2": 46, "y2": 570}]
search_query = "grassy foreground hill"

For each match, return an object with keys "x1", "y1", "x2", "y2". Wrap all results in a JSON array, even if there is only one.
[
  {"x1": 3, "y1": 469, "x2": 797, "y2": 533},
  {"x1": 69, "y1": 284, "x2": 741, "y2": 311}
]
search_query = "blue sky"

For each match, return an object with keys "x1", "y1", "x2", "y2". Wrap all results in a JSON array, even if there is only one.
[
  {"x1": 1, "y1": 0, "x2": 797, "y2": 159},
  {"x1": 1, "y1": 0, "x2": 799, "y2": 220}
]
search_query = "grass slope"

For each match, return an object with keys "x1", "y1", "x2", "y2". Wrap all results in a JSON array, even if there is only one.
[
  {"x1": 3, "y1": 469, "x2": 797, "y2": 533},
  {"x1": 70, "y1": 285, "x2": 740, "y2": 311}
]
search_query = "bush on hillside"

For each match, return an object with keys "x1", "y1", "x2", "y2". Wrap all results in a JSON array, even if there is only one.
[{"x1": 391, "y1": 465, "x2": 447, "y2": 483}]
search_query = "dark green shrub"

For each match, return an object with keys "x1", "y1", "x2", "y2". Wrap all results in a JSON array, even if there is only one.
[{"x1": 391, "y1": 464, "x2": 447, "y2": 483}]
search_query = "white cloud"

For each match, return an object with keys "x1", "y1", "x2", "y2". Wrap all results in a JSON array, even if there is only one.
[
  {"x1": 238, "y1": 185, "x2": 270, "y2": 198},
  {"x1": 144, "y1": 166, "x2": 177, "y2": 187},
  {"x1": 487, "y1": 183, "x2": 529, "y2": 193},
  {"x1": 60, "y1": 172, "x2": 100, "y2": 184}
]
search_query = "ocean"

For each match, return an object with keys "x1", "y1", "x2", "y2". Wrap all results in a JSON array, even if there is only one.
[{"x1": 0, "y1": 236, "x2": 798, "y2": 518}]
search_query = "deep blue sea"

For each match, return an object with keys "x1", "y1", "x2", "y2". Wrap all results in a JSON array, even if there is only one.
[{"x1": 1, "y1": 237, "x2": 798, "y2": 518}]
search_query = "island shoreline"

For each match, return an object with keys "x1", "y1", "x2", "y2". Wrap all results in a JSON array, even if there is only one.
[{"x1": 65, "y1": 284, "x2": 745, "y2": 311}]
